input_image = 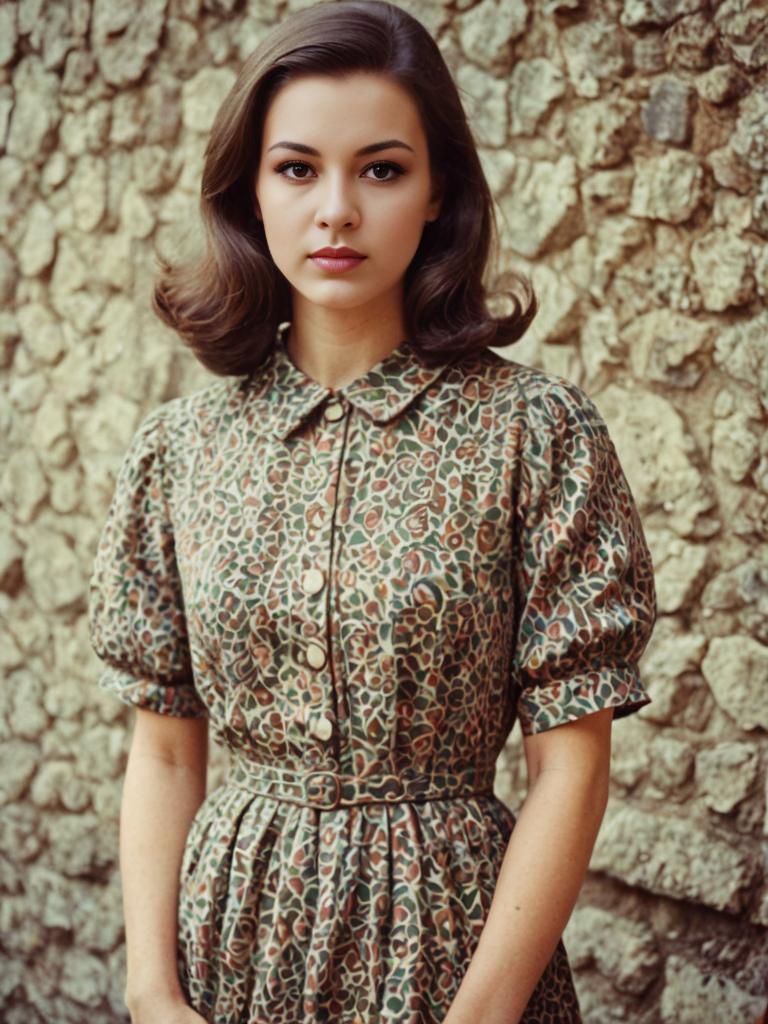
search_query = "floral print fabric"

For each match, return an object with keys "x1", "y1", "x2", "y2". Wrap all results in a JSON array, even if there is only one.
[{"x1": 88, "y1": 325, "x2": 657, "y2": 1023}]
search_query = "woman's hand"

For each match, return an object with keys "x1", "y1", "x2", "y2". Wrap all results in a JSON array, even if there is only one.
[{"x1": 128, "y1": 992, "x2": 209, "y2": 1024}]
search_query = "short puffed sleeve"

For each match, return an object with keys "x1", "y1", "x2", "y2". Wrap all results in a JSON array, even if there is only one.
[
  {"x1": 87, "y1": 403, "x2": 207, "y2": 718},
  {"x1": 511, "y1": 379, "x2": 657, "y2": 736}
]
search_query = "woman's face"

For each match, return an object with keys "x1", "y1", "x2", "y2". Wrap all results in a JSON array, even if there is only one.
[{"x1": 253, "y1": 72, "x2": 442, "y2": 315}]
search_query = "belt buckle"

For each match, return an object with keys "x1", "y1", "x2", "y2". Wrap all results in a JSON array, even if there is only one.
[{"x1": 303, "y1": 770, "x2": 342, "y2": 811}]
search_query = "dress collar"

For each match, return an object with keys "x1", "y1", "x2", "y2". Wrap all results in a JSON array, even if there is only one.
[{"x1": 261, "y1": 322, "x2": 452, "y2": 441}]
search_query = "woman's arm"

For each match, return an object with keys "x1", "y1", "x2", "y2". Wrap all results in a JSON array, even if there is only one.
[
  {"x1": 443, "y1": 707, "x2": 614, "y2": 1024},
  {"x1": 119, "y1": 709, "x2": 209, "y2": 1017}
]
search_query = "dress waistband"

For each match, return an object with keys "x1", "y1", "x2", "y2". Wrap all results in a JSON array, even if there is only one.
[{"x1": 226, "y1": 755, "x2": 496, "y2": 812}]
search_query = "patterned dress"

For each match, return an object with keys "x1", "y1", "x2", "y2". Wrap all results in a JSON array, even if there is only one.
[{"x1": 88, "y1": 323, "x2": 657, "y2": 1024}]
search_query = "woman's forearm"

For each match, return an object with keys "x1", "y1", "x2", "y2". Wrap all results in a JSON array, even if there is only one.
[
  {"x1": 119, "y1": 746, "x2": 207, "y2": 1012},
  {"x1": 444, "y1": 767, "x2": 609, "y2": 1024}
]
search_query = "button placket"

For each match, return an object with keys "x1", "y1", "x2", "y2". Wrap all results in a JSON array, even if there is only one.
[
  {"x1": 295, "y1": 394, "x2": 350, "y2": 759},
  {"x1": 297, "y1": 559, "x2": 334, "y2": 745}
]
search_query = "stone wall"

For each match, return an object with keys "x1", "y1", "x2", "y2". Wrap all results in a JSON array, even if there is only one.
[{"x1": 1, "y1": 0, "x2": 766, "y2": 1021}]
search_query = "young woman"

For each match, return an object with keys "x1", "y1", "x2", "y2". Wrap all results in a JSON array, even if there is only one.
[{"x1": 88, "y1": 2, "x2": 657, "y2": 1022}]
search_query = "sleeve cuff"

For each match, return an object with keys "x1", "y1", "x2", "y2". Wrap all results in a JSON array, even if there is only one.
[
  {"x1": 97, "y1": 666, "x2": 208, "y2": 718},
  {"x1": 516, "y1": 663, "x2": 652, "y2": 736}
]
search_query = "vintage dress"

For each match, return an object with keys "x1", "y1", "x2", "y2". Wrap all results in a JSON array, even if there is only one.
[{"x1": 88, "y1": 324, "x2": 657, "y2": 1024}]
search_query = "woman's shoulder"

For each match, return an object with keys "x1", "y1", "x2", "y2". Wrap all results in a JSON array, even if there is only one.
[
  {"x1": 457, "y1": 347, "x2": 611, "y2": 442},
  {"x1": 151, "y1": 373, "x2": 252, "y2": 442}
]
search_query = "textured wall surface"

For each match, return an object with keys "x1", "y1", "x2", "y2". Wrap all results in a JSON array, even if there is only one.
[{"x1": 1, "y1": 0, "x2": 767, "y2": 1021}]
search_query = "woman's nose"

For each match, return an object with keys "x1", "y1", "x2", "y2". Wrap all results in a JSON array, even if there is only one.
[{"x1": 314, "y1": 178, "x2": 361, "y2": 228}]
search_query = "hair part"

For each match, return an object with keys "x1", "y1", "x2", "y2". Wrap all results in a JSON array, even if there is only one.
[{"x1": 151, "y1": 0, "x2": 538, "y2": 378}]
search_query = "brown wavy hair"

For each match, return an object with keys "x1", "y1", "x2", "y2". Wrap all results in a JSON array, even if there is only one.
[{"x1": 152, "y1": 0, "x2": 538, "y2": 377}]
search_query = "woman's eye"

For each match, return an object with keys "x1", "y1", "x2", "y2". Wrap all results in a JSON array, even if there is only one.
[
  {"x1": 364, "y1": 161, "x2": 406, "y2": 181},
  {"x1": 276, "y1": 161, "x2": 313, "y2": 180},
  {"x1": 275, "y1": 160, "x2": 405, "y2": 182}
]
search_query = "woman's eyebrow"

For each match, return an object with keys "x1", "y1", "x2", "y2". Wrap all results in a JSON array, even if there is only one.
[{"x1": 267, "y1": 139, "x2": 415, "y2": 156}]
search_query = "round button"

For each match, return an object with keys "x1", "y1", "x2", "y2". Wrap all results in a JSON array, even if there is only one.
[
  {"x1": 302, "y1": 568, "x2": 325, "y2": 595},
  {"x1": 324, "y1": 401, "x2": 345, "y2": 421},
  {"x1": 309, "y1": 715, "x2": 334, "y2": 741},
  {"x1": 306, "y1": 642, "x2": 327, "y2": 669}
]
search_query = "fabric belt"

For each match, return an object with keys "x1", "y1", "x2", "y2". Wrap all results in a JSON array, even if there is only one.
[{"x1": 226, "y1": 754, "x2": 496, "y2": 811}]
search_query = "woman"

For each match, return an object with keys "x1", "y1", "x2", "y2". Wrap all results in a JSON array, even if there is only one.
[{"x1": 88, "y1": 2, "x2": 657, "y2": 1022}]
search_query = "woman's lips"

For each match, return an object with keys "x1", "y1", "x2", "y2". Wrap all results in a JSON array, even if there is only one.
[{"x1": 309, "y1": 255, "x2": 367, "y2": 273}]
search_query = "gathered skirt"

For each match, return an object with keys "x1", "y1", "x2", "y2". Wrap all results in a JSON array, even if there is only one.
[{"x1": 176, "y1": 781, "x2": 582, "y2": 1023}]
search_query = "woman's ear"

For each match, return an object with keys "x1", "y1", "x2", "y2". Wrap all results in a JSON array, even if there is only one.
[{"x1": 425, "y1": 200, "x2": 442, "y2": 223}]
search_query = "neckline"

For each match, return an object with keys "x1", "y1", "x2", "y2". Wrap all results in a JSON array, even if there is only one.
[
  {"x1": 263, "y1": 321, "x2": 451, "y2": 440},
  {"x1": 275, "y1": 322, "x2": 412, "y2": 396}
]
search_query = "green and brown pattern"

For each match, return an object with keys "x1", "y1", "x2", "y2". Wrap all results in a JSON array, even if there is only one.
[{"x1": 88, "y1": 325, "x2": 656, "y2": 1023}]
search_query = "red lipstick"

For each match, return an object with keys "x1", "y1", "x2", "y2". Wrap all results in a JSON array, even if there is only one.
[{"x1": 309, "y1": 246, "x2": 367, "y2": 273}]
